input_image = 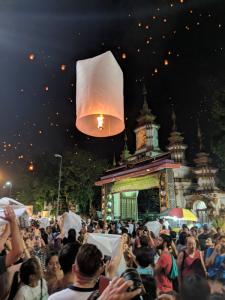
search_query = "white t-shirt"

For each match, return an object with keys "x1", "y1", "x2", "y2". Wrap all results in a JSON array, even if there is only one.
[
  {"x1": 13, "y1": 278, "x2": 48, "y2": 300},
  {"x1": 163, "y1": 221, "x2": 170, "y2": 230},
  {"x1": 48, "y1": 287, "x2": 96, "y2": 300}
]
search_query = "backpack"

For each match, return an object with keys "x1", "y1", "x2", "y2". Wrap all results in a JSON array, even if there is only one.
[
  {"x1": 163, "y1": 252, "x2": 179, "y2": 292},
  {"x1": 163, "y1": 252, "x2": 178, "y2": 279}
]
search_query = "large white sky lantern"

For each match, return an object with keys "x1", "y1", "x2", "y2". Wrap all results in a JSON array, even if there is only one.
[{"x1": 76, "y1": 51, "x2": 125, "y2": 137}]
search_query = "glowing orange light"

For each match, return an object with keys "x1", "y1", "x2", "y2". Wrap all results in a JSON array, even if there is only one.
[
  {"x1": 147, "y1": 41, "x2": 149, "y2": 44},
  {"x1": 3, "y1": 186, "x2": 5, "y2": 189},
  {"x1": 153, "y1": 16, "x2": 156, "y2": 19},
  {"x1": 29, "y1": 163, "x2": 33, "y2": 171},
  {"x1": 174, "y1": 31, "x2": 176, "y2": 33},
  {"x1": 197, "y1": 22, "x2": 200, "y2": 25},
  {"x1": 89, "y1": 159, "x2": 91, "y2": 161},
  {"x1": 61, "y1": 65, "x2": 66, "y2": 70},
  {"x1": 21, "y1": 155, "x2": 23, "y2": 158},
  {"x1": 30, "y1": 54, "x2": 34, "y2": 60},
  {"x1": 150, "y1": 37, "x2": 152, "y2": 39},
  {"x1": 39, "y1": 131, "x2": 41, "y2": 133},
  {"x1": 97, "y1": 114, "x2": 104, "y2": 130},
  {"x1": 164, "y1": 60, "x2": 168, "y2": 65},
  {"x1": 155, "y1": 68, "x2": 158, "y2": 73},
  {"x1": 138, "y1": 23, "x2": 141, "y2": 26},
  {"x1": 45, "y1": 87, "x2": 48, "y2": 91},
  {"x1": 146, "y1": 26, "x2": 148, "y2": 29},
  {"x1": 21, "y1": 89, "x2": 23, "y2": 92},
  {"x1": 168, "y1": 51, "x2": 171, "y2": 54},
  {"x1": 137, "y1": 49, "x2": 140, "y2": 52},
  {"x1": 171, "y1": 4, "x2": 173, "y2": 7},
  {"x1": 164, "y1": 19, "x2": 167, "y2": 22},
  {"x1": 190, "y1": 10, "x2": 193, "y2": 13},
  {"x1": 122, "y1": 53, "x2": 126, "y2": 59},
  {"x1": 180, "y1": 0, "x2": 183, "y2": 2},
  {"x1": 219, "y1": 24, "x2": 221, "y2": 27},
  {"x1": 4, "y1": 149, "x2": 6, "y2": 152}
]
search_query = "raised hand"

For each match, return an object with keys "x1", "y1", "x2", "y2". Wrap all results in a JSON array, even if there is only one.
[{"x1": 0, "y1": 206, "x2": 16, "y2": 223}]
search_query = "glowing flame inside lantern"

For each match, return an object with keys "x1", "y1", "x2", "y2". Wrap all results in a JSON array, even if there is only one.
[
  {"x1": 97, "y1": 114, "x2": 104, "y2": 130},
  {"x1": 29, "y1": 162, "x2": 33, "y2": 171}
]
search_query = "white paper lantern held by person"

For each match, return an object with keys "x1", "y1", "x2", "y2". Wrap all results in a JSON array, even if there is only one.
[{"x1": 76, "y1": 51, "x2": 124, "y2": 137}]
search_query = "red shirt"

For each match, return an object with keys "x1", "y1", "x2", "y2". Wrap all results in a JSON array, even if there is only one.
[{"x1": 156, "y1": 253, "x2": 173, "y2": 294}]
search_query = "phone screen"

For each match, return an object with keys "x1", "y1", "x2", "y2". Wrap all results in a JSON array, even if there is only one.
[
  {"x1": 99, "y1": 276, "x2": 111, "y2": 295},
  {"x1": 104, "y1": 255, "x2": 111, "y2": 264}
]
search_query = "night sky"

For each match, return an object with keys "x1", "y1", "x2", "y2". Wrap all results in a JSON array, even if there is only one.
[{"x1": 0, "y1": 0, "x2": 225, "y2": 190}]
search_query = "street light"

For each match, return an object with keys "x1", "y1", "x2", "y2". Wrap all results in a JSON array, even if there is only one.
[
  {"x1": 55, "y1": 154, "x2": 62, "y2": 219},
  {"x1": 6, "y1": 182, "x2": 12, "y2": 197}
]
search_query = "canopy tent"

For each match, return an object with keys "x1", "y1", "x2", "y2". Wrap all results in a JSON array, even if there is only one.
[{"x1": 160, "y1": 208, "x2": 197, "y2": 221}]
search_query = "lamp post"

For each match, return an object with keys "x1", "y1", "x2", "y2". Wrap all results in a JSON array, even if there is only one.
[
  {"x1": 55, "y1": 154, "x2": 62, "y2": 219},
  {"x1": 6, "y1": 182, "x2": 12, "y2": 197}
]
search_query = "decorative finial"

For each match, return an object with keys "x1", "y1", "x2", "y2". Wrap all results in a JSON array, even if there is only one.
[
  {"x1": 113, "y1": 153, "x2": 116, "y2": 167},
  {"x1": 197, "y1": 120, "x2": 205, "y2": 152},
  {"x1": 142, "y1": 77, "x2": 148, "y2": 109},
  {"x1": 124, "y1": 130, "x2": 128, "y2": 150},
  {"x1": 172, "y1": 104, "x2": 177, "y2": 132}
]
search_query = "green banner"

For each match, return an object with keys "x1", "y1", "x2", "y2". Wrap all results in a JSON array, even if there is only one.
[{"x1": 112, "y1": 173, "x2": 159, "y2": 193}]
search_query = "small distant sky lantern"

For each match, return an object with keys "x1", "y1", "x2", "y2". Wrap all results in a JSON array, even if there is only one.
[
  {"x1": 155, "y1": 68, "x2": 158, "y2": 73},
  {"x1": 180, "y1": 0, "x2": 183, "y2": 2},
  {"x1": 45, "y1": 87, "x2": 48, "y2": 91},
  {"x1": 21, "y1": 155, "x2": 23, "y2": 158},
  {"x1": 146, "y1": 26, "x2": 148, "y2": 29},
  {"x1": 76, "y1": 51, "x2": 124, "y2": 137},
  {"x1": 30, "y1": 54, "x2": 34, "y2": 60},
  {"x1": 164, "y1": 19, "x2": 167, "y2": 22},
  {"x1": 61, "y1": 65, "x2": 66, "y2": 70},
  {"x1": 138, "y1": 23, "x2": 141, "y2": 26},
  {"x1": 29, "y1": 162, "x2": 33, "y2": 171},
  {"x1": 122, "y1": 53, "x2": 126, "y2": 59},
  {"x1": 164, "y1": 60, "x2": 168, "y2": 65}
]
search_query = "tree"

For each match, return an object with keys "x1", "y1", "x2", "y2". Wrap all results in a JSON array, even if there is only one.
[
  {"x1": 211, "y1": 87, "x2": 225, "y2": 189},
  {"x1": 59, "y1": 147, "x2": 110, "y2": 215},
  {"x1": 17, "y1": 152, "x2": 58, "y2": 214}
]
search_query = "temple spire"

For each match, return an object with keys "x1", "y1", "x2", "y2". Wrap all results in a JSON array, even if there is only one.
[
  {"x1": 142, "y1": 77, "x2": 148, "y2": 109},
  {"x1": 171, "y1": 104, "x2": 177, "y2": 132},
  {"x1": 197, "y1": 120, "x2": 205, "y2": 152}
]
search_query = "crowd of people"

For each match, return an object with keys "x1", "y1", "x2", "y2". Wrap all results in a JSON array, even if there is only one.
[{"x1": 0, "y1": 206, "x2": 225, "y2": 300}]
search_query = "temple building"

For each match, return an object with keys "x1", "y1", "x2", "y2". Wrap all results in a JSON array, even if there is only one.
[{"x1": 95, "y1": 85, "x2": 225, "y2": 224}]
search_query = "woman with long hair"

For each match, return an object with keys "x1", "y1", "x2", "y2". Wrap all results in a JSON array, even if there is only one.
[{"x1": 9, "y1": 258, "x2": 48, "y2": 300}]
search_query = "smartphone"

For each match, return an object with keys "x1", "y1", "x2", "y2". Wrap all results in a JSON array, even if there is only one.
[
  {"x1": 35, "y1": 236, "x2": 40, "y2": 241},
  {"x1": 104, "y1": 255, "x2": 111, "y2": 264},
  {"x1": 143, "y1": 230, "x2": 147, "y2": 234},
  {"x1": 99, "y1": 276, "x2": 111, "y2": 295}
]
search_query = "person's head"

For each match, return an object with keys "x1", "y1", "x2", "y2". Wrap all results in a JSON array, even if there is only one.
[
  {"x1": 59, "y1": 242, "x2": 81, "y2": 275},
  {"x1": 122, "y1": 228, "x2": 128, "y2": 235},
  {"x1": 182, "y1": 224, "x2": 189, "y2": 234},
  {"x1": 122, "y1": 232, "x2": 130, "y2": 246},
  {"x1": 159, "y1": 219, "x2": 164, "y2": 225},
  {"x1": 98, "y1": 220, "x2": 104, "y2": 229},
  {"x1": 136, "y1": 248, "x2": 153, "y2": 268},
  {"x1": 157, "y1": 234, "x2": 172, "y2": 250},
  {"x1": 217, "y1": 227, "x2": 222, "y2": 235},
  {"x1": 112, "y1": 222, "x2": 116, "y2": 229},
  {"x1": 27, "y1": 226, "x2": 33, "y2": 233},
  {"x1": 179, "y1": 232, "x2": 189, "y2": 246},
  {"x1": 214, "y1": 233, "x2": 220, "y2": 245},
  {"x1": 68, "y1": 228, "x2": 76, "y2": 242},
  {"x1": 203, "y1": 224, "x2": 210, "y2": 233},
  {"x1": 80, "y1": 227, "x2": 86, "y2": 235},
  {"x1": 185, "y1": 237, "x2": 196, "y2": 252},
  {"x1": 205, "y1": 237, "x2": 215, "y2": 248},
  {"x1": 193, "y1": 221, "x2": 196, "y2": 227},
  {"x1": 73, "y1": 244, "x2": 102, "y2": 282},
  {"x1": 46, "y1": 226, "x2": 52, "y2": 234},
  {"x1": 218, "y1": 235, "x2": 225, "y2": 251},
  {"x1": 127, "y1": 220, "x2": 131, "y2": 224},
  {"x1": 140, "y1": 274, "x2": 158, "y2": 300},
  {"x1": 46, "y1": 251, "x2": 60, "y2": 275},
  {"x1": 20, "y1": 258, "x2": 43, "y2": 285},
  {"x1": 179, "y1": 274, "x2": 210, "y2": 300},
  {"x1": 190, "y1": 227, "x2": 198, "y2": 237},
  {"x1": 140, "y1": 236, "x2": 149, "y2": 249},
  {"x1": 170, "y1": 231, "x2": 176, "y2": 240},
  {"x1": 41, "y1": 232, "x2": 48, "y2": 245}
]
